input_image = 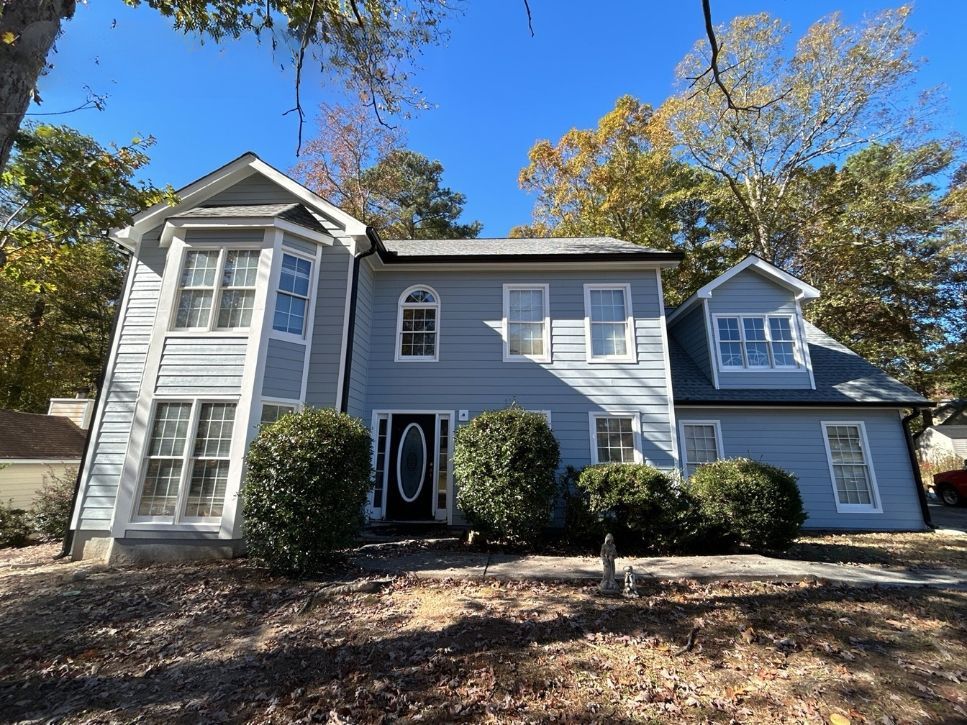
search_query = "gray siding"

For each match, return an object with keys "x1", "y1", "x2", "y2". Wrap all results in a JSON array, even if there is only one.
[
  {"x1": 75, "y1": 231, "x2": 167, "y2": 530},
  {"x1": 262, "y1": 338, "x2": 305, "y2": 399},
  {"x1": 184, "y1": 228, "x2": 264, "y2": 244},
  {"x1": 707, "y1": 271, "x2": 812, "y2": 389},
  {"x1": 206, "y1": 173, "x2": 302, "y2": 206},
  {"x1": 304, "y1": 243, "x2": 353, "y2": 408},
  {"x1": 364, "y1": 270, "x2": 676, "y2": 472},
  {"x1": 676, "y1": 407, "x2": 924, "y2": 530},
  {"x1": 669, "y1": 304, "x2": 713, "y2": 384},
  {"x1": 346, "y1": 258, "x2": 374, "y2": 419},
  {"x1": 282, "y1": 233, "x2": 317, "y2": 256},
  {"x1": 156, "y1": 338, "x2": 246, "y2": 395}
]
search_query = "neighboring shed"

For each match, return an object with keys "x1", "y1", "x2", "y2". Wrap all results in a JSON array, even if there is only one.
[
  {"x1": 918, "y1": 425, "x2": 967, "y2": 467},
  {"x1": 0, "y1": 405, "x2": 89, "y2": 510}
]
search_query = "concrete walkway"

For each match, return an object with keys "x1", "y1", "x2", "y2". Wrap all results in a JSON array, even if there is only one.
[{"x1": 357, "y1": 549, "x2": 967, "y2": 590}]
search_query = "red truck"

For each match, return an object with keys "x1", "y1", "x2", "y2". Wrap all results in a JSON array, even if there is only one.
[{"x1": 933, "y1": 464, "x2": 967, "y2": 506}]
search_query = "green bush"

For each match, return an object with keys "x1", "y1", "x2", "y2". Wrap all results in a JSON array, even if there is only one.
[
  {"x1": 575, "y1": 464, "x2": 693, "y2": 554},
  {"x1": 30, "y1": 466, "x2": 77, "y2": 541},
  {"x1": 688, "y1": 458, "x2": 806, "y2": 551},
  {"x1": 0, "y1": 501, "x2": 32, "y2": 548},
  {"x1": 242, "y1": 408, "x2": 372, "y2": 573},
  {"x1": 454, "y1": 407, "x2": 560, "y2": 544},
  {"x1": 561, "y1": 466, "x2": 605, "y2": 547}
]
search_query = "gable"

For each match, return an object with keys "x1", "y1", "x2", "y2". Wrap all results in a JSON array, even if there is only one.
[
  {"x1": 707, "y1": 268, "x2": 799, "y2": 315},
  {"x1": 205, "y1": 173, "x2": 304, "y2": 207}
]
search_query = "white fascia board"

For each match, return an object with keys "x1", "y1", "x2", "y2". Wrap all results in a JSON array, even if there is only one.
[
  {"x1": 695, "y1": 255, "x2": 821, "y2": 301},
  {"x1": 159, "y1": 217, "x2": 334, "y2": 247},
  {"x1": 112, "y1": 152, "x2": 368, "y2": 246},
  {"x1": 119, "y1": 154, "x2": 261, "y2": 239},
  {"x1": 248, "y1": 159, "x2": 368, "y2": 237}
]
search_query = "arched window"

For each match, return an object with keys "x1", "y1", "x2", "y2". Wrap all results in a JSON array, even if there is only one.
[{"x1": 396, "y1": 286, "x2": 440, "y2": 362}]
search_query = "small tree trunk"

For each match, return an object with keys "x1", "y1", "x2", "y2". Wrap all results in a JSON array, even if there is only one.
[
  {"x1": 0, "y1": 0, "x2": 76, "y2": 174},
  {"x1": 7, "y1": 294, "x2": 46, "y2": 409}
]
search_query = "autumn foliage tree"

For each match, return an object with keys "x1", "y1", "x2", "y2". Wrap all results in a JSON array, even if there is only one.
[
  {"x1": 296, "y1": 103, "x2": 482, "y2": 239},
  {"x1": 0, "y1": 125, "x2": 167, "y2": 410},
  {"x1": 0, "y1": 0, "x2": 451, "y2": 173}
]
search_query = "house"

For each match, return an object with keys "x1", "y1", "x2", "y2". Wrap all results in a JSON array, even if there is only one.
[
  {"x1": 917, "y1": 401, "x2": 967, "y2": 470},
  {"x1": 0, "y1": 398, "x2": 92, "y2": 510},
  {"x1": 67, "y1": 153, "x2": 931, "y2": 563}
]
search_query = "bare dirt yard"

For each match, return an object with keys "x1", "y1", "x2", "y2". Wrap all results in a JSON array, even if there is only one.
[{"x1": 1, "y1": 542, "x2": 965, "y2": 724}]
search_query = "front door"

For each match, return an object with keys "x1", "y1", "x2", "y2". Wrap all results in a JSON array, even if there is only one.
[{"x1": 385, "y1": 413, "x2": 436, "y2": 521}]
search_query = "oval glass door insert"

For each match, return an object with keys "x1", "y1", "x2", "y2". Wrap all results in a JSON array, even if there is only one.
[{"x1": 397, "y1": 423, "x2": 426, "y2": 503}]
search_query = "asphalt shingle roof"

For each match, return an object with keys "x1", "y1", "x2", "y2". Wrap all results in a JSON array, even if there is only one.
[
  {"x1": 0, "y1": 410, "x2": 87, "y2": 459},
  {"x1": 670, "y1": 322, "x2": 930, "y2": 406},
  {"x1": 174, "y1": 203, "x2": 326, "y2": 232},
  {"x1": 381, "y1": 237, "x2": 676, "y2": 258}
]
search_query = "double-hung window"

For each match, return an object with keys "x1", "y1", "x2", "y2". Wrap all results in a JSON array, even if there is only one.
[
  {"x1": 714, "y1": 314, "x2": 799, "y2": 370},
  {"x1": 396, "y1": 286, "x2": 439, "y2": 361},
  {"x1": 584, "y1": 284, "x2": 636, "y2": 362},
  {"x1": 680, "y1": 421, "x2": 723, "y2": 477},
  {"x1": 135, "y1": 400, "x2": 237, "y2": 523},
  {"x1": 273, "y1": 252, "x2": 313, "y2": 336},
  {"x1": 503, "y1": 284, "x2": 550, "y2": 362},
  {"x1": 590, "y1": 413, "x2": 642, "y2": 464},
  {"x1": 260, "y1": 402, "x2": 297, "y2": 425},
  {"x1": 822, "y1": 422, "x2": 881, "y2": 512},
  {"x1": 174, "y1": 249, "x2": 260, "y2": 331}
]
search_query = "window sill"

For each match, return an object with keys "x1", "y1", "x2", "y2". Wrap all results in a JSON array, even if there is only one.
[
  {"x1": 833, "y1": 505, "x2": 883, "y2": 515},
  {"x1": 394, "y1": 357, "x2": 439, "y2": 363},
  {"x1": 718, "y1": 366, "x2": 802, "y2": 372},
  {"x1": 166, "y1": 330, "x2": 251, "y2": 339},
  {"x1": 126, "y1": 521, "x2": 221, "y2": 532},
  {"x1": 503, "y1": 354, "x2": 552, "y2": 364},
  {"x1": 269, "y1": 330, "x2": 308, "y2": 345},
  {"x1": 586, "y1": 356, "x2": 638, "y2": 364}
]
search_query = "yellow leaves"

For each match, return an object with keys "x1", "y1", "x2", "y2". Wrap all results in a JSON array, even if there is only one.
[
  {"x1": 1, "y1": 31, "x2": 17, "y2": 45},
  {"x1": 828, "y1": 713, "x2": 851, "y2": 725}
]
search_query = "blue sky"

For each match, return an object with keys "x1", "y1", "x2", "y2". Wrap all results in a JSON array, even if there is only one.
[{"x1": 31, "y1": 1, "x2": 967, "y2": 236}]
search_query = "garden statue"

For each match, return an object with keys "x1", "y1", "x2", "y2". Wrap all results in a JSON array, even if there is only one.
[
  {"x1": 598, "y1": 533, "x2": 620, "y2": 595},
  {"x1": 623, "y1": 566, "x2": 638, "y2": 597}
]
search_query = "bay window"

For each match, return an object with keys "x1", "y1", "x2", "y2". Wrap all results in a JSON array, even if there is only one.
[{"x1": 174, "y1": 249, "x2": 260, "y2": 331}]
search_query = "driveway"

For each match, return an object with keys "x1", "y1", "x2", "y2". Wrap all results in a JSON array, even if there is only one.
[{"x1": 929, "y1": 501, "x2": 967, "y2": 532}]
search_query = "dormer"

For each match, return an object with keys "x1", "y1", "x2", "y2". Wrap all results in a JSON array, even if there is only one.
[{"x1": 668, "y1": 256, "x2": 820, "y2": 390}]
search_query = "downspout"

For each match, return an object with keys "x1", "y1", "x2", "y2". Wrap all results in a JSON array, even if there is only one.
[
  {"x1": 57, "y1": 248, "x2": 133, "y2": 558},
  {"x1": 901, "y1": 408, "x2": 933, "y2": 529},
  {"x1": 338, "y1": 227, "x2": 380, "y2": 413}
]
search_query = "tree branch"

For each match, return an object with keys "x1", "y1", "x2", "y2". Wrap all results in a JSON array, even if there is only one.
[{"x1": 522, "y1": 0, "x2": 535, "y2": 37}]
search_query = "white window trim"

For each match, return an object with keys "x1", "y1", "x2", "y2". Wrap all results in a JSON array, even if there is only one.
[
  {"x1": 527, "y1": 409, "x2": 552, "y2": 428},
  {"x1": 130, "y1": 397, "x2": 240, "y2": 526},
  {"x1": 583, "y1": 283, "x2": 637, "y2": 363},
  {"x1": 588, "y1": 411, "x2": 643, "y2": 464},
  {"x1": 170, "y1": 244, "x2": 263, "y2": 334},
  {"x1": 257, "y1": 398, "x2": 302, "y2": 427},
  {"x1": 395, "y1": 285, "x2": 441, "y2": 363},
  {"x1": 821, "y1": 420, "x2": 883, "y2": 514},
  {"x1": 502, "y1": 283, "x2": 551, "y2": 363},
  {"x1": 711, "y1": 313, "x2": 802, "y2": 372},
  {"x1": 678, "y1": 419, "x2": 724, "y2": 477},
  {"x1": 270, "y1": 247, "x2": 316, "y2": 343}
]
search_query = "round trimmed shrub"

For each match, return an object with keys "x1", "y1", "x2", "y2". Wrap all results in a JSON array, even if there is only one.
[
  {"x1": 242, "y1": 408, "x2": 372, "y2": 573},
  {"x1": 576, "y1": 464, "x2": 691, "y2": 553},
  {"x1": 688, "y1": 458, "x2": 806, "y2": 551},
  {"x1": 454, "y1": 408, "x2": 559, "y2": 544}
]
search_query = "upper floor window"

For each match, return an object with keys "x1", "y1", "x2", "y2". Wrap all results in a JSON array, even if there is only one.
[
  {"x1": 174, "y1": 249, "x2": 260, "y2": 331},
  {"x1": 713, "y1": 314, "x2": 799, "y2": 370},
  {"x1": 396, "y1": 286, "x2": 439, "y2": 362},
  {"x1": 503, "y1": 284, "x2": 550, "y2": 362},
  {"x1": 273, "y1": 252, "x2": 313, "y2": 336},
  {"x1": 584, "y1": 284, "x2": 636, "y2": 362},
  {"x1": 680, "y1": 420, "x2": 722, "y2": 477}
]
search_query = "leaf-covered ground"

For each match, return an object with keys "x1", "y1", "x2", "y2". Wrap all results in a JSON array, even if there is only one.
[
  {"x1": 785, "y1": 530, "x2": 966, "y2": 570},
  {"x1": 1, "y1": 547, "x2": 965, "y2": 723}
]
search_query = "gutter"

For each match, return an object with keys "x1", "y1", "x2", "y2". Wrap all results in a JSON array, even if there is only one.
[
  {"x1": 901, "y1": 408, "x2": 933, "y2": 529},
  {"x1": 338, "y1": 227, "x2": 380, "y2": 413},
  {"x1": 58, "y1": 249, "x2": 134, "y2": 558}
]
